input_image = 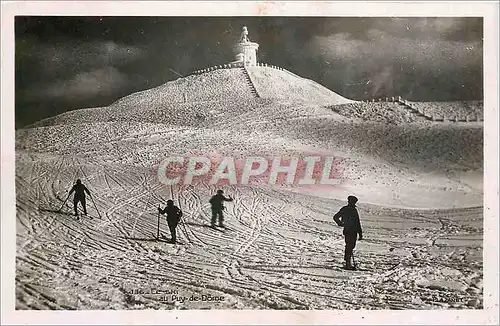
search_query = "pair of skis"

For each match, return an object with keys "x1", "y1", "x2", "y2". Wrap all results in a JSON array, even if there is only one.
[
  {"x1": 152, "y1": 232, "x2": 182, "y2": 245},
  {"x1": 210, "y1": 225, "x2": 229, "y2": 232}
]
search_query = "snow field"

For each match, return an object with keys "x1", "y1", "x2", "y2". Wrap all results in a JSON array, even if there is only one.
[
  {"x1": 15, "y1": 67, "x2": 483, "y2": 310},
  {"x1": 246, "y1": 66, "x2": 355, "y2": 105},
  {"x1": 16, "y1": 154, "x2": 483, "y2": 309}
]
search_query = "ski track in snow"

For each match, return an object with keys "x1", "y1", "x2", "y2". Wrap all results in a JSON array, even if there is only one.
[{"x1": 15, "y1": 152, "x2": 483, "y2": 310}]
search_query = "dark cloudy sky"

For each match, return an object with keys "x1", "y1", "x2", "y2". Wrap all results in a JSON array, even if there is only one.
[{"x1": 15, "y1": 16, "x2": 483, "y2": 128}]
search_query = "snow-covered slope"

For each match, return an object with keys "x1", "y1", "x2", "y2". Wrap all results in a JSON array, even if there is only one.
[
  {"x1": 407, "y1": 101, "x2": 484, "y2": 120},
  {"x1": 247, "y1": 66, "x2": 354, "y2": 105},
  {"x1": 15, "y1": 68, "x2": 483, "y2": 310},
  {"x1": 22, "y1": 96, "x2": 482, "y2": 209},
  {"x1": 112, "y1": 68, "x2": 256, "y2": 107}
]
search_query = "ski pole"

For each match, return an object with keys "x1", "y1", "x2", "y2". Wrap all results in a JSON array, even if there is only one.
[
  {"x1": 157, "y1": 204, "x2": 161, "y2": 240},
  {"x1": 58, "y1": 193, "x2": 71, "y2": 212},
  {"x1": 89, "y1": 195, "x2": 102, "y2": 219}
]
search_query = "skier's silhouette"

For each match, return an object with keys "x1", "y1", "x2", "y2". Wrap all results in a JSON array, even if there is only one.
[
  {"x1": 209, "y1": 190, "x2": 233, "y2": 228},
  {"x1": 158, "y1": 200, "x2": 183, "y2": 243},
  {"x1": 68, "y1": 179, "x2": 91, "y2": 216},
  {"x1": 333, "y1": 195, "x2": 363, "y2": 270}
]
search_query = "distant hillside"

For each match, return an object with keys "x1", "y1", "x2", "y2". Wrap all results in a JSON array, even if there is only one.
[
  {"x1": 407, "y1": 101, "x2": 484, "y2": 120},
  {"x1": 330, "y1": 102, "x2": 430, "y2": 125},
  {"x1": 247, "y1": 66, "x2": 354, "y2": 105},
  {"x1": 110, "y1": 68, "x2": 255, "y2": 109},
  {"x1": 28, "y1": 64, "x2": 356, "y2": 129},
  {"x1": 28, "y1": 98, "x2": 348, "y2": 129},
  {"x1": 68, "y1": 65, "x2": 354, "y2": 116}
]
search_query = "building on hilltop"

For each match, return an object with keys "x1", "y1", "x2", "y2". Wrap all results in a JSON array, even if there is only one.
[
  {"x1": 180, "y1": 25, "x2": 353, "y2": 105},
  {"x1": 232, "y1": 26, "x2": 259, "y2": 66}
]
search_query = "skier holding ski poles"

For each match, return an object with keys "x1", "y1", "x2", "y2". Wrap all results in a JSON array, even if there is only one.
[
  {"x1": 68, "y1": 179, "x2": 91, "y2": 217},
  {"x1": 158, "y1": 200, "x2": 183, "y2": 244},
  {"x1": 333, "y1": 195, "x2": 363, "y2": 270}
]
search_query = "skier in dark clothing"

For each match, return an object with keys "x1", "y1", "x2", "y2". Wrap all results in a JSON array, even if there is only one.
[
  {"x1": 209, "y1": 190, "x2": 233, "y2": 228},
  {"x1": 158, "y1": 200, "x2": 183, "y2": 243},
  {"x1": 68, "y1": 179, "x2": 91, "y2": 216},
  {"x1": 333, "y1": 195, "x2": 363, "y2": 270}
]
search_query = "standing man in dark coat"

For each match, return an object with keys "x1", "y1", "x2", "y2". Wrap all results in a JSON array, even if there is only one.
[
  {"x1": 158, "y1": 200, "x2": 183, "y2": 244},
  {"x1": 333, "y1": 195, "x2": 363, "y2": 270},
  {"x1": 209, "y1": 189, "x2": 233, "y2": 228},
  {"x1": 68, "y1": 179, "x2": 91, "y2": 217}
]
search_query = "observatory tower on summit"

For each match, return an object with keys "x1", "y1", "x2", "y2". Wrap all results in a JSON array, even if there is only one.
[{"x1": 232, "y1": 26, "x2": 259, "y2": 66}]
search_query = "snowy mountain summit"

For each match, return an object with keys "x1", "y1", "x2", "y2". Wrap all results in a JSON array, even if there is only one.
[{"x1": 15, "y1": 25, "x2": 483, "y2": 311}]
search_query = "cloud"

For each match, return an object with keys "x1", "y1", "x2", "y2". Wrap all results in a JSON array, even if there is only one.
[
  {"x1": 41, "y1": 67, "x2": 130, "y2": 100},
  {"x1": 17, "y1": 39, "x2": 145, "y2": 101},
  {"x1": 366, "y1": 18, "x2": 482, "y2": 41},
  {"x1": 37, "y1": 40, "x2": 145, "y2": 75},
  {"x1": 306, "y1": 26, "x2": 482, "y2": 99},
  {"x1": 309, "y1": 29, "x2": 482, "y2": 78},
  {"x1": 302, "y1": 17, "x2": 483, "y2": 42}
]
